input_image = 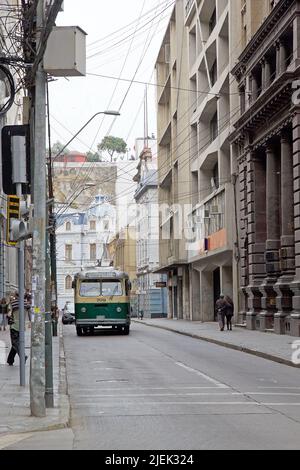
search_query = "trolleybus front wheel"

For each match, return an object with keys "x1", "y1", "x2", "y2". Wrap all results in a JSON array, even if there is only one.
[
  {"x1": 123, "y1": 325, "x2": 130, "y2": 335},
  {"x1": 76, "y1": 326, "x2": 83, "y2": 336}
]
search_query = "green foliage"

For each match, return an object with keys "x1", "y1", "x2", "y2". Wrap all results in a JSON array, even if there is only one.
[
  {"x1": 86, "y1": 151, "x2": 100, "y2": 162},
  {"x1": 51, "y1": 141, "x2": 70, "y2": 156},
  {"x1": 98, "y1": 136, "x2": 127, "y2": 161}
]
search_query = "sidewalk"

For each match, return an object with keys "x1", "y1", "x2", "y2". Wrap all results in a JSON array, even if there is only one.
[
  {"x1": 0, "y1": 322, "x2": 70, "y2": 436},
  {"x1": 133, "y1": 318, "x2": 300, "y2": 368}
]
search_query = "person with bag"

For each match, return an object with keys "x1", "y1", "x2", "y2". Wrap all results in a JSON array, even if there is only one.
[
  {"x1": 224, "y1": 295, "x2": 234, "y2": 331},
  {"x1": 215, "y1": 293, "x2": 227, "y2": 331},
  {"x1": 6, "y1": 292, "x2": 28, "y2": 366}
]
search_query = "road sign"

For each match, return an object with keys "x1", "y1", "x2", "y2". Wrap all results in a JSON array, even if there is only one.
[{"x1": 155, "y1": 282, "x2": 167, "y2": 288}]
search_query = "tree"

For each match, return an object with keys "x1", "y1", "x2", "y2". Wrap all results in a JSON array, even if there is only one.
[
  {"x1": 86, "y1": 151, "x2": 100, "y2": 162},
  {"x1": 51, "y1": 141, "x2": 70, "y2": 156},
  {"x1": 98, "y1": 136, "x2": 127, "y2": 162}
]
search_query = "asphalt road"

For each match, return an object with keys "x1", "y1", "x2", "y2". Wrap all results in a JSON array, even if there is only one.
[{"x1": 5, "y1": 322, "x2": 300, "y2": 450}]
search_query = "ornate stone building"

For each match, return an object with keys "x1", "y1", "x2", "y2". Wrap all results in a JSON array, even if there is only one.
[{"x1": 230, "y1": 0, "x2": 300, "y2": 336}]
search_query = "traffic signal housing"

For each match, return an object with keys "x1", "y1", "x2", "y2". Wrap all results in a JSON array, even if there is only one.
[{"x1": 6, "y1": 195, "x2": 28, "y2": 245}]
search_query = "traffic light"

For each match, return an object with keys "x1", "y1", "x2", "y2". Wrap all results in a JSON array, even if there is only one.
[
  {"x1": 1, "y1": 125, "x2": 31, "y2": 196},
  {"x1": 6, "y1": 195, "x2": 28, "y2": 245}
]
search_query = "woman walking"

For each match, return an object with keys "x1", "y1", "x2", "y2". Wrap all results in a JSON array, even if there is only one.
[{"x1": 225, "y1": 295, "x2": 234, "y2": 331}]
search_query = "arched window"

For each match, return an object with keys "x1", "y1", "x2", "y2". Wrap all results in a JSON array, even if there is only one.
[
  {"x1": 65, "y1": 275, "x2": 72, "y2": 290},
  {"x1": 66, "y1": 221, "x2": 71, "y2": 231}
]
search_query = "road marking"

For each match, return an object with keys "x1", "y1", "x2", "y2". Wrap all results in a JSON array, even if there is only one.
[
  {"x1": 73, "y1": 386, "x2": 223, "y2": 391},
  {"x1": 233, "y1": 392, "x2": 300, "y2": 396},
  {"x1": 71, "y1": 401, "x2": 300, "y2": 407},
  {"x1": 175, "y1": 362, "x2": 229, "y2": 389},
  {"x1": 72, "y1": 401, "x2": 263, "y2": 407},
  {"x1": 0, "y1": 433, "x2": 33, "y2": 450},
  {"x1": 72, "y1": 392, "x2": 237, "y2": 398},
  {"x1": 258, "y1": 387, "x2": 300, "y2": 390}
]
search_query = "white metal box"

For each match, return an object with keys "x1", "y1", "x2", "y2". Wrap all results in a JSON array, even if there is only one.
[{"x1": 44, "y1": 26, "x2": 87, "y2": 76}]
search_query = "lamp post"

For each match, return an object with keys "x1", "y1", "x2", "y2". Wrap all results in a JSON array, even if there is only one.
[{"x1": 52, "y1": 110, "x2": 120, "y2": 161}]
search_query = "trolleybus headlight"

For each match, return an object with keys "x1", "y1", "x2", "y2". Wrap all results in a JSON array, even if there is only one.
[
  {"x1": 116, "y1": 307, "x2": 122, "y2": 313},
  {"x1": 81, "y1": 307, "x2": 87, "y2": 313}
]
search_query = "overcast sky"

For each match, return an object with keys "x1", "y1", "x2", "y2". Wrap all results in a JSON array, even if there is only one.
[{"x1": 48, "y1": 0, "x2": 173, "y2": 156}]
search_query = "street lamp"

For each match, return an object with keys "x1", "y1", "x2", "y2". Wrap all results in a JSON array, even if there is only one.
[{"x1": 53, "y1": 110, "x2": 120, "y2": 160}]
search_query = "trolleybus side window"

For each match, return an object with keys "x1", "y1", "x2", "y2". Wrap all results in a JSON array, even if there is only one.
[
  {"x1": 80, "y1": 281, "x2": 101, "y2": 297},
  {"x1": 101, "y1": 280, "x2": 122, "y2": 296}
]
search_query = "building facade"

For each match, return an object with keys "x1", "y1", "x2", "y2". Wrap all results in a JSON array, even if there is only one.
[
  {"x1": 133, "y1": 145, "x2": 168, "y2": 318},
  {"x1": 56, "y1": 197, "x2": 116, "y2": 309},
  {"x1": 230, "y1": 0, "x2": 300, "y2": 336},
  {"x1": 184, "y1": 0, "x2": 236, "y2": 322},
  {"x1": 155, "y1": 0, "x2": 191, "y2": 320}
]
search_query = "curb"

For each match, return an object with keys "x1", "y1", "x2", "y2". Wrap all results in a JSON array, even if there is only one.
[{"x1": 133, "y1": 320, "x2": 300, "y2": 369}]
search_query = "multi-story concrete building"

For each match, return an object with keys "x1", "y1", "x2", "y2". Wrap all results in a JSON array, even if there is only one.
[
  {"x1": 155, "y1": 0, "x2": 191, "y2": 320},
  {"x1": 56, "y1": 196, "x2": 116, "y2": 309},
  {"x1": 184, "y1": 0, "x2": 236, "y2": 322},
  {"x1": 230, "y1": 0, "x2": 300, "y2": 336},
  {"x1": 133, "y1": 145, "x2": 168, "y2": 318}
]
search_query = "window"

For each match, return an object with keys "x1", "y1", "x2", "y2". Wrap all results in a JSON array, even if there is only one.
[
  {"x1": 210, "y1": 111, "x2": 218, "y2": 142},
  {"x1": 209, "y1": 9, "x2": 216, "y2": 35},
  {"x1": 90, "y1": 243, "x2": 96, "y2": 260},
  {"x1": 101, "y1": 280, "x2": 122, "y2": 296},
  {"x1": 66, "y1": 221, "x2": 71, "y2": 231},
  {"x1": 104, "y1": 221, "x2": 109, "y2": 231},
  {"x1": 65, "y1": 245, "x2": 72, "y2": 261},
  {"x1": 209, "y1": 60, "x2": 217, "y2": 87},
  {"x1": 79, "y1": 280, "x2": 123, "y2": 297},
  {"x1": 90, "y1": 220, "x2": 96, "y2": 231},
  {"x1": 65, "y1": 275, "x2": 72, "y2": 290}
]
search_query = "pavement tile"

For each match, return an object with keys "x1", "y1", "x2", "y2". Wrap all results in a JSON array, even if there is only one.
[{"x1": 0, "y1": 323, "x2": 70, "y2": 436}]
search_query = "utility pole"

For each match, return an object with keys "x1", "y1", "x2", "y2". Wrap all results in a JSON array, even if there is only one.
[
  {"x1": 30, "y1": 0, "x2": 64, "y2": 417},
  {"x1": 30, "y1": 0, "x2": 47, "y2": 417}
]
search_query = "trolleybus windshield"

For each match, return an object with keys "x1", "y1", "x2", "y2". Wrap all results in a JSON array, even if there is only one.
[{"x1": 79, "y1": 279, "x2": 123, "y2": 297}]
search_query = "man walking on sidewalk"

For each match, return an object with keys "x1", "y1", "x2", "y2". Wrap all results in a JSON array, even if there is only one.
[{"x1": 6, "y1": 292, "x2": 28, "y2": 366}]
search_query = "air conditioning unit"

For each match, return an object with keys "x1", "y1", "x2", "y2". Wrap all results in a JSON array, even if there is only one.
[{"x1": 210, "y1": 205, "x2": 222, "y2": 215}]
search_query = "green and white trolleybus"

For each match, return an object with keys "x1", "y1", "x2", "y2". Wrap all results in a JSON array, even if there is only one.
[{"x1": 72, "y1": 267, "x2": 131, "y2": 336}]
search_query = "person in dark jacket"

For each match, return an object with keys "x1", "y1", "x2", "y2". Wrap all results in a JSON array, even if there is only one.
[
  {"x1": 7, "y1": 293, "x2": 28, "y2": 366},
  {"x1": 224, "y1": 295, "x2": 234, "y2": 331},
  {"x1": 0, "y1": 297, "x2": 8, "y2": 331},
  {"x1": 215, "y1": 294, "x2": 227, "y2": 331}
]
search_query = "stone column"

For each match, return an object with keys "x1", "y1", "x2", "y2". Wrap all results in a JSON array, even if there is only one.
[
  {"x1": 279, "y1": 41, "x2": 287, "y2": 75},
  {"x1": 246, "y1": 151, "x2": 266, "y2": 330},
  {"x1": 276, "y1": 41, "x2": 281, "y2": 77},
  {"x1": 259, "y1": 144, "x2": 280, "y2": 330},
  {"x1": 290, "y1": 109, "x2": 300, "y2": 337},
  {"x1": 251, "y1": 73, "x2": 258, "y2": 102},
  {"x1": 274, "y1": 130, "x2": 295, "y2": 334},
  {"x1": 264, "y1": 59, "x2": 271, "y2": 88},
  {"x1": 293, "y1": 16, "x2": 300, "y2": 69},
  {"x1": 260, "y1": 59, "x2": 266, "y2": 92}
]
